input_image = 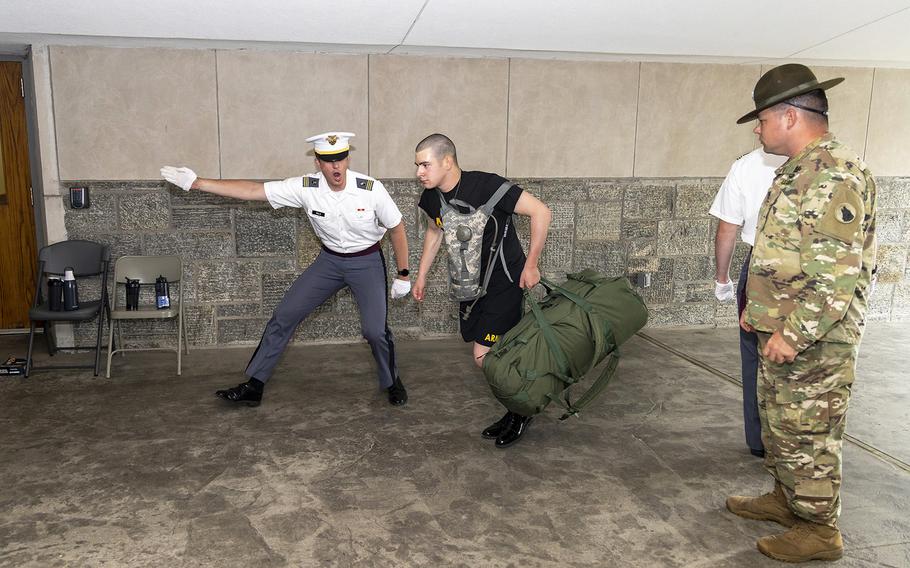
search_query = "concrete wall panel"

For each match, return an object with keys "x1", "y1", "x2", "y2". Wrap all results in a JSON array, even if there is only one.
[
  {"x1": 815, "y1": 66, "x2": 874, "y2": 158},
  {"x1": 369, "y1": 55, "x2": 508, "y2": 179},
  {"x1": 51, "y1": 46, "x2": 219, "y2": 180},
  {"x1": 217, "y1": 51, "x2": 368, "y2": 179},
  {"x1": 507, "y1": 59, "x2": 638, "y2": 177},
  {"x1": 635, "y1": 63, "x2": 758, "y2": 177},
  {"x1": 866, "y1": 68, "x2": 910, "y2": 176}
]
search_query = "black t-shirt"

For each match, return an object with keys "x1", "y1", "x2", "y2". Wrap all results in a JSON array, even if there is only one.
[{"x1": 418, "y1": 170, "x2": 525, "y2": 293}]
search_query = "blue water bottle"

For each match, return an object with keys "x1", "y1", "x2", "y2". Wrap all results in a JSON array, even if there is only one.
[{"x1": 155, "y1": 275, "x2": 171, "y2": 309}]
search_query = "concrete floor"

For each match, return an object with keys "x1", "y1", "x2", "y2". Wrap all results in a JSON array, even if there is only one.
[{"x1": 0, "y1": 324, "x2": 907, "y2": 567}]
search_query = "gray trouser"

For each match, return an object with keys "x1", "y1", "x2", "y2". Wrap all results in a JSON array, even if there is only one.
[
  {"x1": 245, "y1": 249, "x2": 397, "y2": 389},
  {"x1": 737, "y1": 249, "x2": 763, "y2": 453}
]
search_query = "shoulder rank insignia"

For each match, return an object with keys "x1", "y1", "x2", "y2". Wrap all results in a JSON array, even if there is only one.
[
  {"x1": 302, "y1": 176, "x2": 320, "y2": 188},
  {"x1": 356, "y1": 177, "x2": 374, "y2": 191}
]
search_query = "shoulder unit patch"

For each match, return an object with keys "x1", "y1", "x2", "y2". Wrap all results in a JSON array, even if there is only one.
[
  {"x1": 302, "y1": 176, "x2": 320, "y2": 188},
  {"x1": 356, "y1": 177, "x2": 374, "y2": 191},
  {"x1": 816, "y1": 186, "x2": 863, "y2": 244}
]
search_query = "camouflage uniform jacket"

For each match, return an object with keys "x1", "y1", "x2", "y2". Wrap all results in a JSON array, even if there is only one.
[{"x1": 745, "y1": 133, "x2": 877, "y2": 352}]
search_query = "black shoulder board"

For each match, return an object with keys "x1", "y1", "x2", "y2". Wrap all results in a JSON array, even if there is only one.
[
  {"x1": 302, "y1": 176, "x2": 320, "y2": 188},
  {"x1": 356, "y1": 177, "x2": 374, "y2": 191}
]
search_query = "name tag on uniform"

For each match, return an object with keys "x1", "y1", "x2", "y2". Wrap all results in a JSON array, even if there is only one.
[{"x1": 311, "y1": 210, "x2": 325, "y2": 217}]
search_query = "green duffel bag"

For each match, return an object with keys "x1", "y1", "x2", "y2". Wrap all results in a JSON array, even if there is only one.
[{"x1": 482, "y1": 270, "x2": 648, "y2": 419}]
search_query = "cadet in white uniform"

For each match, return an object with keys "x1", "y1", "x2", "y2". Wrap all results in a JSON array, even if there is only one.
[
  {"x1": 710, "y1": 148, "x2": 786, "y2": 456},
  {"x1": 161, "y1": 132, "x2": 411, "y2": 407}
]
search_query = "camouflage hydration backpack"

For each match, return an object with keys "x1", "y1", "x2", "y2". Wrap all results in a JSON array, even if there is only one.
[
  {"x1": 437, "y1": 181, "x2": 514, "y2": 308},
  {"x1": 483, "y1": 270, "x2": 648, "y2": 418}
]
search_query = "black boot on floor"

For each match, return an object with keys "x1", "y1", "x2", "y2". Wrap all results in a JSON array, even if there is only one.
[
  {"x1": 481, "y1": 411, "x2": 513, "y2": 439},
  {"x1": 215, "y1": 378, "x2": 263, "y2": 407},
  {"x1": 387, "y1": 377, "x2": 408, "y2": 406},
  {"x1": 495, "y1": 414, "x2": 533, "y2": 448}
]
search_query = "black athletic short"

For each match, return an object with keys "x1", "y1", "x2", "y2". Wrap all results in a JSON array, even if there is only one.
[{"x1": 459, "y1": 283, "x2": 524, "y2": 347}]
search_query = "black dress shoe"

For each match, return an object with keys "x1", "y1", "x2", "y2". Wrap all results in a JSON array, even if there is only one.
[
  {"x1": 495, "y1": 414, "x2": 533, "y2": 448},
  {"x1": 215, "y1": 380, "x2": 263, "y2": 407},
  {"x1": 481, "y1": 411, "x2": 512, "y2": 439},
  {"x1": 750, "y1": 448, "x2": 766, "y2": 458},
  {"x1": 387, "y1": 377, "x2": 408, "y2": 406}
]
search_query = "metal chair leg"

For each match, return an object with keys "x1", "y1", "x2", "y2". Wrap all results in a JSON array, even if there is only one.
[
  {"x1": 182, "y1": 313, "x2": 190, "y2": 354},
  {"x1": 93, "y1": 311, "x2": 104, "y2": 376},
  {"x1": 177, "y1": 312, "x2": 182, "y2": 376},
  {"x1": 117, "y1": 320, "x2": 124, "y2": 357},
  {"x1": 25, "y1": 322, "x2": 36, "y2": 377},
  {"x1": 44, "y1": 321, "x2": 55, "y2": 356},
  {"x1": 106, "y1": 316, "x2": 116, "y2": 378}
]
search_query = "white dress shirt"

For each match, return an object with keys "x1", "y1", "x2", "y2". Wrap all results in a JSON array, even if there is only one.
[
  {"x1": 264, "y1": 170, "x2": 403, "y2": 254},
  {"x1": 710, "y1": 148, "x2": 787, "y2": 246}
]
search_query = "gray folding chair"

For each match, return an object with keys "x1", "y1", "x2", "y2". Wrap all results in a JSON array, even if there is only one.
[
  {"x1": 26, "y1": 240, "x2": 111, "y2": 377},
  {"x1": 106, "y1": 255, "x2": 188, "y2": 378}
]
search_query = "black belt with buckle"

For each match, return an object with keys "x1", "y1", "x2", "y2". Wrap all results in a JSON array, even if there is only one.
[{"x1": 322, "y1": 241, "x2": 381, "y2": 258}]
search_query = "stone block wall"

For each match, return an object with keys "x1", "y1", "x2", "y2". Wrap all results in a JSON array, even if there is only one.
[{"x1": 62, "y1": 177, "x2": 910, "y2": 348}]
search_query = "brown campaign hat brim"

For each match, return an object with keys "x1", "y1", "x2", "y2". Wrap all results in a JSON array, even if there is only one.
[{"x1": 736, "y1": 76, "x2": 844, "y2": 124}]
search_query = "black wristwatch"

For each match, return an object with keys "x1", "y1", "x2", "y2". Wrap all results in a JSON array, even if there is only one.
[{"x1": 397, "y1": 268, "x2": 410, "y2": 277}]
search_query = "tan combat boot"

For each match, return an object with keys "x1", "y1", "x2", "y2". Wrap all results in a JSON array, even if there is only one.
[
  {"x1": 757, "y1": 521, "x2": 843, "y2": 562},
  {"x1": 726, "y1": 483, "x2": 798, "y2": 527}
]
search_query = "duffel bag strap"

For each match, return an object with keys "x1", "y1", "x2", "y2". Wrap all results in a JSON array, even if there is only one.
[
  {"x1": 558, "y1": 350, "x2": 620, "y2": 420},
  {"x1": 539, "y1": 276, "x2": 593, "y2": 313},
  {"x1": 524, "y1": 290, "x2": 572, "y2": 380}
]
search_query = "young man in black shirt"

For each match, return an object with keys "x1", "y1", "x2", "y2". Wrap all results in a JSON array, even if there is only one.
[{"x1": 413, "y1": 133, "x2": 552, "y2": 448}]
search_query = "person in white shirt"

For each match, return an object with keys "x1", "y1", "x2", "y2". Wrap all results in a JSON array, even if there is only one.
[
  {"x1": 710, "y1": 147, "x2": 786, "y2": 457},
  {"x1": 161, "y1": 132, "x2": 411, "y2": 407}
]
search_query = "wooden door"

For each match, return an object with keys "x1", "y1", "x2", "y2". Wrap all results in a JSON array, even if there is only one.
[{"x1": 0, "y1": 61, "x2": 38, "y2": 329}]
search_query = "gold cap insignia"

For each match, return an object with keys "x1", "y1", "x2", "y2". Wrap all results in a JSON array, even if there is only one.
[{"x1": 327, "y1": 135, "x2": 338, "y2": 145}]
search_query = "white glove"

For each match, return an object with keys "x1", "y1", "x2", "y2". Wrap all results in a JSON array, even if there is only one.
[
  {"x1": 714, "y1": 279, "x2": 735, "y2": 302},
  {"x1": 390, "y1": 278, "x2": 411, "y2": 299},
  {"x1": 160, "y1": 166, "x2": 197, "y2": 191}
]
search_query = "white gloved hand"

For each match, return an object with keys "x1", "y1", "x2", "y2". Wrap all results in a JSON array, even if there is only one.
[
  {"x1": 160, "y1": 166, "x2": 197, "y2": 191},
  {"x1": 390, "y1": 278, "x2": 411, "y2": 299},
  {"x1": 714, "y1": 279, "x2": 735, "y2": 302}
]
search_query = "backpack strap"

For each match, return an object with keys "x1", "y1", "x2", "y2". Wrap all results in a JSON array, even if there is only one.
[
  {"x1": 497, "y1": 218, "x2": 514, "y2": 283},
  {"x1": 449, "y1": 198, "x2": 476, "y2": 212},
  {"x1": 435, "y1": 189, "x2": 453, "y2": 217},
  {"x1": 479, "y1": 181, "x2": 514, "y2": 216}
]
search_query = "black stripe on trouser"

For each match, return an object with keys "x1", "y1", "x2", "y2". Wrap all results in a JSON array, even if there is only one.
[
  {"x1": 245, "y1": 335, "x2": 266, "y2": 378},
  {"x1": 378, "y1": 249, "x2": 398, "y2": 386}
]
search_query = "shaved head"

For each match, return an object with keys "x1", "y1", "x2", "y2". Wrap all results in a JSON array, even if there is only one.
[{"x1": 416, "y1": 133, "x2": 458, "y2": 165}]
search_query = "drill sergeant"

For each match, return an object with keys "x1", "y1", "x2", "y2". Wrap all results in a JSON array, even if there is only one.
[{"x1": 726, "y1": 65, "x2": 877, "y2": 563}]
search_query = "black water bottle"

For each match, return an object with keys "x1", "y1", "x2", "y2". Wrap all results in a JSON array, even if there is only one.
[
  {"x1": 125, "y1": 278, "x2": 141, "y2": 311},
  {"x1": 155, "y1": 275, "x2": 170, "y2": 309},
  {"x1": 63, "y1": 267, "x2": 80, "y2": 311},
  {"x1": 47, "y1": 278, "x2": 64, "y2": 311}
]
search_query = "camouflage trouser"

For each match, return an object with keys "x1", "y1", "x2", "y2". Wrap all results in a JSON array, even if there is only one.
[{"x1": 756, "y1": 334, "x2": 857, "y2": 527}]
